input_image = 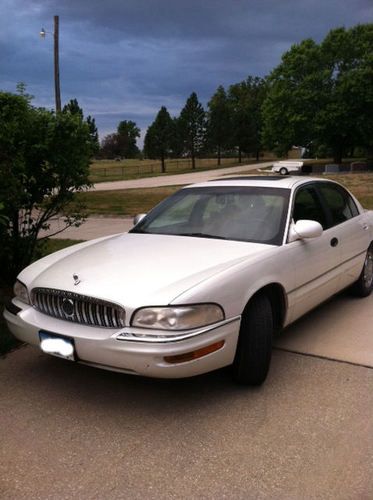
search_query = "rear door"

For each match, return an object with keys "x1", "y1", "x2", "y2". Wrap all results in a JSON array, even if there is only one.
[{"x1": 316, "y1": 182, "x2": 371, "y2": 290}]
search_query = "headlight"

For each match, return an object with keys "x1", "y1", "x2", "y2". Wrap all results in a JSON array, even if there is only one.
[
  {"x1": 131, "y1": 304, "x2": 225, "y2": 331},
  {"x1": 13, "y1": 280, "x2": 30, "y2": 305}
]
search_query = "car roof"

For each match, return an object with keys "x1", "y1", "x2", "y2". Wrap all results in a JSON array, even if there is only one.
[{"x1": 183, "y1": 175, "x2": 322, "y2": 190}]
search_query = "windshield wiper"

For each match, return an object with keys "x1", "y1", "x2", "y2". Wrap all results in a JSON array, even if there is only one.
[
  {"x1": 178, "y1": 232, "x2": 228, "y2": 240},
  {"x1": 129, "y1": 228, "x2": 150, "y2": 234},
  {"x1": 130, "y1": 229, "x2": 228, "y2": 240}
]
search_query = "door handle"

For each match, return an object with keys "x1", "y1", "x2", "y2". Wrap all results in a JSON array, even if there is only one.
[
  {"x1": 362, "y1": 224, "x2": 369, "y2": 231},
  {"x1": 330, "y1": 237, "x2": 338, "y2": 247}
]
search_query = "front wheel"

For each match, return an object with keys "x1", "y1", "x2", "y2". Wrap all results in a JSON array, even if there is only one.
[
  {"x1": 232, "y1": 294, "x2": 273, "y2": 386},
  {"x1": 351, "y1": 244, "x2": 373, "y2": 297},
  {"x1": 279, "y1": 167, "x2": 288, "y2": 175}
]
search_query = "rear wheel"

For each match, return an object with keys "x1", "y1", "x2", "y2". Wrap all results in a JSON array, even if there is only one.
[
  {"x1": 279, "y1": 167, "x2": 288, "y2": 175},
  {"x1": 351, "y1": 244, "x2": 373, "y2": 297},
  {"x1": 232, "y1": 294, "x2": 273, "y2": 385}
]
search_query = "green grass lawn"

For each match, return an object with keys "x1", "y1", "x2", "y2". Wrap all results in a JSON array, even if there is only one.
[
  {"x1": 324, "y1": 172, "x2": 373, "y2": 209},
  {"x1": 0, "y1": 239, "x2": 84, "y2": 356},
  {"x1": 76, "y1": 186, "x2": 180, "y2": 216}
]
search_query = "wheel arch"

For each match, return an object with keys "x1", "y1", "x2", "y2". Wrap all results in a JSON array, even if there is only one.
[{"x1": 243, "y1": 283, "x2": 287, "y2": 334}]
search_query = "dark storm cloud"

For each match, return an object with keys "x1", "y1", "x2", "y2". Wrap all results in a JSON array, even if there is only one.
[
  {"x1": 1, "y1": 0, "x2": 372, "y2": 140},
  {"x1": 31, "y1": 0, "x2": 372, "y2": 43}
]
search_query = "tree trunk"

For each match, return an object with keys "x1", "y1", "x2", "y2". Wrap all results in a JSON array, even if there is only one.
[
  {"x1": 238, "y1": 147, "x2": 242, "y2": 163},
  {"x1": 256, "y1": 149, "x2": 260, "y2": 161},
  {"x1": 333, "y1": 145, "x2": 343, "y2": 164},
  {"x1": 217, "y1": 145, "x2": 221, "y2": 166},
  {"x1": 161, "y1": 153, "x2": 165, "y2": 173},
  {"x1": 191, "y1": 143, "x2": 196, "y2": 169}
]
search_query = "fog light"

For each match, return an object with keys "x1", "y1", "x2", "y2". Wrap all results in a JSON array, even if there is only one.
[{"x1": 164, "y1": 341, "x2": 225, "y2": 364}]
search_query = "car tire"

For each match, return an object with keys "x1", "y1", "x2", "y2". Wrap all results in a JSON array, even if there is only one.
[
  {"x1": 232, "y1": 294, "x2": 273, "y2": 386},
  {"x1": 351, "y1": 243, "x2": 373, "y2": 297},
  {"x1": 279, "y1": 167, "x2": 288, "y2": 175}
]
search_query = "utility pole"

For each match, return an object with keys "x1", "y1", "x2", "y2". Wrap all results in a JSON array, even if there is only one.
[
  {"x1": 40, "y1": 15, "x2": 61, "y2": 112},
  {"x1": 54, "y1": 15, "x2": 61, "y2": 112}
]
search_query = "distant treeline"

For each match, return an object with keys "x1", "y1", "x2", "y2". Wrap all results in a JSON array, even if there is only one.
[{"x1": 98, "y1": 24, "x2": 373, "y2": 169}]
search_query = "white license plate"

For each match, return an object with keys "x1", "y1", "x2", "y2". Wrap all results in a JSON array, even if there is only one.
[{"x1": 39, "y1": 331, "x2": 75, "y2": 361}]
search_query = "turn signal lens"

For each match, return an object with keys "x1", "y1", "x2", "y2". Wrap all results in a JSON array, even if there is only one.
[{"x1": 164, "y1": 340, "x2": 225, "y2": 364}]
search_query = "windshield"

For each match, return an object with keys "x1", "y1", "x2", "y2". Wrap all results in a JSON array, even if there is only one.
[{"x1": 130, "y1": 186, "x2": 290, "y2": 245}]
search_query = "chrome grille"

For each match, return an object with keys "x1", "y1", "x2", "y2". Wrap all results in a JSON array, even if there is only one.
[{"x1": 31, "y1": 288, "x2": 125, "y2": 328}]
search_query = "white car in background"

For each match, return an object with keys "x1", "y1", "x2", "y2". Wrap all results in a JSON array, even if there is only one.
[
  {"x1": 272, "y1": 160, "x2": 304, "y2": 175},
  {"x1": 4, "y1": 176, "x2": 373, "y2": 385}
]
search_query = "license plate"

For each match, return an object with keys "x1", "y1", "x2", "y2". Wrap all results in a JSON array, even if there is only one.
[{"x1": 39, "y1": 331, "x2": 75, "y2": 361}]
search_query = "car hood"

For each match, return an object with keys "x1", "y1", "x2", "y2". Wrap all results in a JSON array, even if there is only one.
[{"x1": 21, "y1": 233, "x2": 272, "y2": 308}]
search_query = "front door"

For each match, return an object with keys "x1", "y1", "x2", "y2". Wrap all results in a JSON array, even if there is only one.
[{"x1": 286, "y1": 183, "x2": 341, "y2": 323}]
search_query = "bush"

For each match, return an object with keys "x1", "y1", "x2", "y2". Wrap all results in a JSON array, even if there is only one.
[{"x1": 0, "y1": 91, "x2": 92, "y2": 282}]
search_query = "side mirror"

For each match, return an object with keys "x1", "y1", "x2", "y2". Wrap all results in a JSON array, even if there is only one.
[
  {"x1": 133, "y1": 213, "x2": 147, "y2": 226},
  {"x1": 288, "y1": 219, "x2": 323, "y2": 242}
]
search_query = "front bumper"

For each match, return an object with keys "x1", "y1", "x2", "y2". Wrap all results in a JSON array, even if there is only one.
[{"x1": 4, "y1": 300, "x2": 241, "y2": 379}]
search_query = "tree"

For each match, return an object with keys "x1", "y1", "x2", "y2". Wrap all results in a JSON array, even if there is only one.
[
  {"x1": 179, "y1": 92, "x2": 206, "y2": 169},
  {"x1": 169, "y1": 117, "x2": 184, "y2": 158},
  {"x1": 262, "y1": 24, "x2": 373, "y2": 162},
  {"x1": 0, "y1": 91, "x2": 92, "y2": 282},
  {"x1": 206, "y1": 85, "x2": 232, "y2": 165},
  {"x1": 100, "y1": 132, "x2": 133, "y2": 159},
  {"x1": 117, "y1": 120, "x2": 141, "y2": 158},
  {"x1": 317, "y1": 25, "x2": 373, "y2": 161},
  {"x1": 99, "y1": 121, "x2": 140, "y2": 159},
  {"x1": 86, "y1": 115, "x2": 99, "y2": 156},
  {"x1": 144, "y1": 106, "x2": 174, "y2": 172},
  {"x1": 63, "y1": 98, "x2": 99, "y2": 155},
  {"x1": 62, "y1": 98, "x2": 83, "y2": 118},
  {"x1": 228, "y1": 76, "x2": 267, "y2": 162}
]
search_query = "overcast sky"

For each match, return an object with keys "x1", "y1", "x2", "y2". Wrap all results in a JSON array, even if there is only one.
[{"x1": 1, "y1": 0, "x2": 372, "y2": 144}]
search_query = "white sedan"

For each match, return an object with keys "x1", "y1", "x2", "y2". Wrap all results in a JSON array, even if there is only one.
[{"x1": 4, "y1": 176, "x2": 373, "y2": 385}]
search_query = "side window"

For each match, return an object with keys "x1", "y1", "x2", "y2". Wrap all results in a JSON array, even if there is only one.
[
  {"x1": 293, "y1": 186, "x2": 327, "y2": 228},
  {"x1": 319, "y1": 184, "x2": 359, "y2": 227}
]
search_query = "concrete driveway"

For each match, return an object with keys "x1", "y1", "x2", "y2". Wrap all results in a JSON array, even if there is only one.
[
  {"x1": 1, "y1": 290, "x2": 373, "y2": 499},
  {"x1": 1, "y1": 322, "x2": 372, "y2": 499}
]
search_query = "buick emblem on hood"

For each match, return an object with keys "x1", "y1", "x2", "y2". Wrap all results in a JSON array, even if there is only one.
[{"x1": 73, "y1": 274, "x2": 81, "y2": 286}]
